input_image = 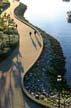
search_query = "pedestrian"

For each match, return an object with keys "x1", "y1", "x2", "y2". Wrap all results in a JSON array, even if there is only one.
[
  {"x1": 34, "y1": 30, "x2": 37, "y2": 35},
  {"x1": 29, "y1": 32, "x2": 32, "y2": 36}
]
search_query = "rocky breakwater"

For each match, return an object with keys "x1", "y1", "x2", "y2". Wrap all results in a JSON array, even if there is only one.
[{"x1": 24, "y1": 28, "x2": 71, "y2": 107}]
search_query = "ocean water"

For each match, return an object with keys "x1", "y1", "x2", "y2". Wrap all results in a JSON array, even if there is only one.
[{"x1": 20, "y1": 0, "x2": 71, "y2": 88}]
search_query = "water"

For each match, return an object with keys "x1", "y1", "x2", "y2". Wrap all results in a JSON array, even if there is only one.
[{"x1": 20, "y1": 0, "x2": 71, "y2": 88}]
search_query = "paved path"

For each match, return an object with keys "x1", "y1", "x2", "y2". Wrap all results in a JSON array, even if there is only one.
[{"x1": 0, "y1": 1, "x2": 43, "y2": 108}]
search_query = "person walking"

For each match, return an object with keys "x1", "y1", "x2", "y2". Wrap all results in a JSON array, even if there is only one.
[
  {"x1": 34, "y1": 30, "x2": 37, "y2": 36},
  {"x1": 29, "y1": 32, "x2": 32, "y2": 36}
]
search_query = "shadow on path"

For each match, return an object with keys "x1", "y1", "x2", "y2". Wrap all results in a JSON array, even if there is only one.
[
  {"x1": 0, "y1": 46, "x2": 19, "y2": 72},
  {"x1": 30, "y1": 35, "x2": 37, "y2": 49},
  {"x1": 5, "y1": 71, "x2": 14, "y2": 108},
  {"x1": 12, "y1": 54, "x2": 24, "y2": 88},
  {"x1": 0, "y1": 45, "x2": 25, "y2": 108},
  {"x1": 35, "y1": 34, "x2": 42, "y2": 47},
  {"x1": 0, "y1": 73, "x2": 6, "y2": 108}
]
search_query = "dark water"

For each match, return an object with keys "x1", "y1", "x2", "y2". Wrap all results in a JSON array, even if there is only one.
[{"x1": 21, "y1": 0, "x2": 71, "y2": 88}]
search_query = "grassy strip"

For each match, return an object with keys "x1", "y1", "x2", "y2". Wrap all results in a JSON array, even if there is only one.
[{"x1": 0, "y1": 2, "x2": 10, "y2": 13}]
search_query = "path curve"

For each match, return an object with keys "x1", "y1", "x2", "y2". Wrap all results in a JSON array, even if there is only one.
[
  {"x1": 13, "y1": 1, "x2": 71, "y2": 108},
  {"x1": 0, "y1": 1, "x2": 43, "y2": 108},
  {"x1": 13, "y1": 2, "x2": 53, "y2": 108},
  {"x1": 9, "y1": 1, "x2": 43, "y2": 76}
]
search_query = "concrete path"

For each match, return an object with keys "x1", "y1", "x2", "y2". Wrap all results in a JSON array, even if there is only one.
[{"x1": 0, "y1": 1, "x2": 43, "y2": 108}]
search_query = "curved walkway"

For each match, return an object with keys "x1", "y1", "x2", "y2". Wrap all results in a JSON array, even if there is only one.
[
  {"x1": 0, "y1": 1, "x2": 43, "y2": 108},
  {"x1": 4, "y1": 1, "x2": 43, "y2": 73}
]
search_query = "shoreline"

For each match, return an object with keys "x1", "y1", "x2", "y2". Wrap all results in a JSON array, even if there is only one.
[
  {"x1": 14, "y1": 1, "x2": 71, "y2": 108},
  {"x1": 14, "y1": 2, "x2": 68, "y2": 88}
]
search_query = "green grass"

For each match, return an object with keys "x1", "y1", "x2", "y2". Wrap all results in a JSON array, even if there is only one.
[{"x1": 0, "y1": 1, "x2": 10, "y2": 13}]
